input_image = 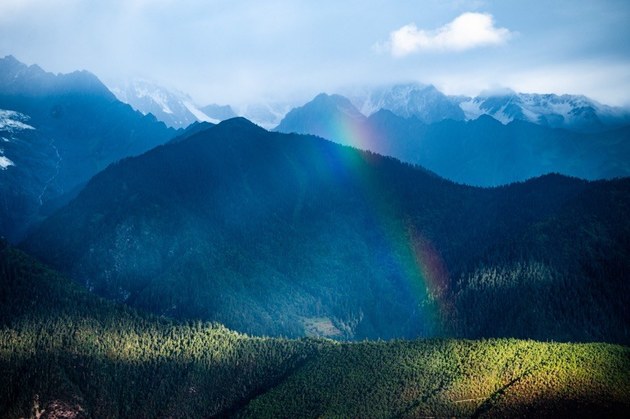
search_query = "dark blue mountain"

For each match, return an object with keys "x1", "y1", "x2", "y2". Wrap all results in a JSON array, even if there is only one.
[
  {"x1": 276, "y1": 93, "x2": 366, "y2": 145},
  {"x1": 0, "y1": 56, "x2": 176, "y2": 241},
  {"x1": 24, "y1": 118, "x2": 630, "y2": 343}
]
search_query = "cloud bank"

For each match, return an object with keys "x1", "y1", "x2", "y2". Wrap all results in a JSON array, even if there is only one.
[
  {"x1": 385, "y1": 12, "x2": 511, "y2": 57},
  {"x1": 1, "y1": 1, "x2": 627, "y2": 106}
]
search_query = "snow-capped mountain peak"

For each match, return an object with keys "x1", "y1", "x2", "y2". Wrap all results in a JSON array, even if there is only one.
[
  {"x1": 456, "y1": 92, "x2": 629, "y2": 131},
  {"x1": 109, "y1": 79, "x2": 218, "y2": 128},
  {"x1": 347, "y1": 82, "x2": 465, "y2": 123}
]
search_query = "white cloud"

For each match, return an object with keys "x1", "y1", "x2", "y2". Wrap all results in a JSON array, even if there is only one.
[{"x1": 385, "y1": 12, "x2": 511, "y2": 57}]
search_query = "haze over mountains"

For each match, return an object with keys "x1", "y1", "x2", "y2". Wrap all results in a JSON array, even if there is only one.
[
  {"x1": 110, "y1": 79, "x2": 220, "y2": 129},
  {"x1": 110, "y1": 78, "x2": 292, "y2": 130},
  {"x1": 346, "y1": 83, "x2": 630, "y2": 131}
]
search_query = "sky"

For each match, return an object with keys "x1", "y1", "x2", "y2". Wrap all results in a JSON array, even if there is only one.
[{"x1": 1, "y1": 0, "x2": 629, "y2": 107}]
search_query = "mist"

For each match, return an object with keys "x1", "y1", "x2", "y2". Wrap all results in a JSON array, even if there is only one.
[{"x1": 1, "y1": 0, "x2": 629, "y2": 107}]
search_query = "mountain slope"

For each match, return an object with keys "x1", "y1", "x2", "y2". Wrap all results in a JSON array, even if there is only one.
[
  {"x1": 2, "y1": 241, "x2": 629, "y2": 418},
  {"x1": 0, "y1": 240, "x2": 321, "y2": 418},
  {"x1": 349, "y1": 83, "x2": 465, "y2": 123},
  {"x1": 111, "y1": 79, "x2": 218, "y2": 128},
  {"x1": 200, "y1": 103, "x2": 238, "y2": 121},
  {"x1": 275, "y1": 93, "x2": 367, "y2": 144},
  {"x1": 23, "y1": 118, "x2": 630, "y2": 342},
  {"x1": 0, "y1": 56, "x2": 176, "y2": 242},
  {"x1": 276, "y1": 93, "x2": 630, "y2": 186},
  {"x1": 457, "y1": 90, "x2": 630, "y2": 132}
]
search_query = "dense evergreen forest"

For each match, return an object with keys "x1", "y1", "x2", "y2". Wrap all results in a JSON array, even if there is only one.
[
  {"x1": 24, "y1": 119, "x2": 630, "y2": 343},
  {"x1": 2, "y1": 241, "x2": 629, "y2": 418}
]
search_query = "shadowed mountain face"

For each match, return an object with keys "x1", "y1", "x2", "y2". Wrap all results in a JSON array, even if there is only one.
[
  {"x1": 0, "y1": 56, "x2": 176, "y2": 242},
  {"x1": 276, "y1": 93, "x2": 630, "y2": 187},
  {"x1": 23, "y1": 118, "x2": 630, "y2": 342}
]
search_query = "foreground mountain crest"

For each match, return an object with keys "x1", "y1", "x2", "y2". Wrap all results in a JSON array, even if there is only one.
[{"x1": 23, "y1": 118, "x2": 630, "y2": 343}]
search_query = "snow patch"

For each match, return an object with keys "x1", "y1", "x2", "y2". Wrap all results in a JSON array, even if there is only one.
[
  {"x1": 0, "y1": 109, "x2": 35, "y2": 132},
  {"x1": 458, "y1": 98, "x2": 484, "y2": 120},
  {"x1": 456, "y1": 93, "x2": 613, "y2": 127},
  {"x1": 183, "y1": 102, "x2": 220, "y2": 124},
  {"x1": 519, "y1": 107, "x2": 539, "y2": 124},
  {"x1": 491, "y1": 108, "x2": 513, "y2": 125},
  {"x1": 135, "y1": 86, "x2": 174, "y2": 114},
  {"x1": 0, "y1": 155, "x2": 14, "y2": 169}
]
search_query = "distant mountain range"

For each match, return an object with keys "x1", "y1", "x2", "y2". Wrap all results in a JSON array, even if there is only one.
[
  {"x1": 110, "y1": 79, "x2": 292, "y2": 129},
  {"x1": 112, "y1": 79, "x2": 630, "y2": 134},
  {"x1": 346, "y1": 82, "x2": 630, "y2": 131},
  {"x1": 0, "y1": 55, "x2": 175, "y2": 242},
  {"x1": 24, "y1": 118, "x2": 630, "y2": 343},
  {"x1": 110, "y1": 79, "x2": 220, "y2": 128},
  {"x1": 456, "y1": 89, "x2": 630, "y2": 132},
  {"x1": 110, "y1": 79, "x2": 630, "y2": 186},
  {"x1": 233, "y1": 101, "x2": 296, "y2": 130},
  {"x1": 347, "y1": 83, "x2": 466, "y2": 124},
  {"x1": 199, "y1": 103, "x2": 238, "y2": 121},
  {"x1": 276, "y1": 92, "x2": 630, "y2": 186}
]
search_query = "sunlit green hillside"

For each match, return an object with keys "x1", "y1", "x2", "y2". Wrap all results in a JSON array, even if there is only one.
[{"x1": 2, "y1": 242, "x2": 628, "y2": 418}]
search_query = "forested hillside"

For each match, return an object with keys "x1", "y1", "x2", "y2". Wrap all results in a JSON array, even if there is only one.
[
  {"x1": 0, "y1": 240, "x2": 321, "y2": 417},
  {"x1": 23, "y1": 119, "x2": 630, "y2": 343},
  {"x1": 2, "y1": 242, "x2": 629, "y2": 418}
]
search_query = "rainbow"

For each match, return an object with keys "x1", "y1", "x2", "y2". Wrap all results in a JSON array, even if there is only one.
[{"x1": 314, "y1": 113, "x2": 452, "y2": 335}]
